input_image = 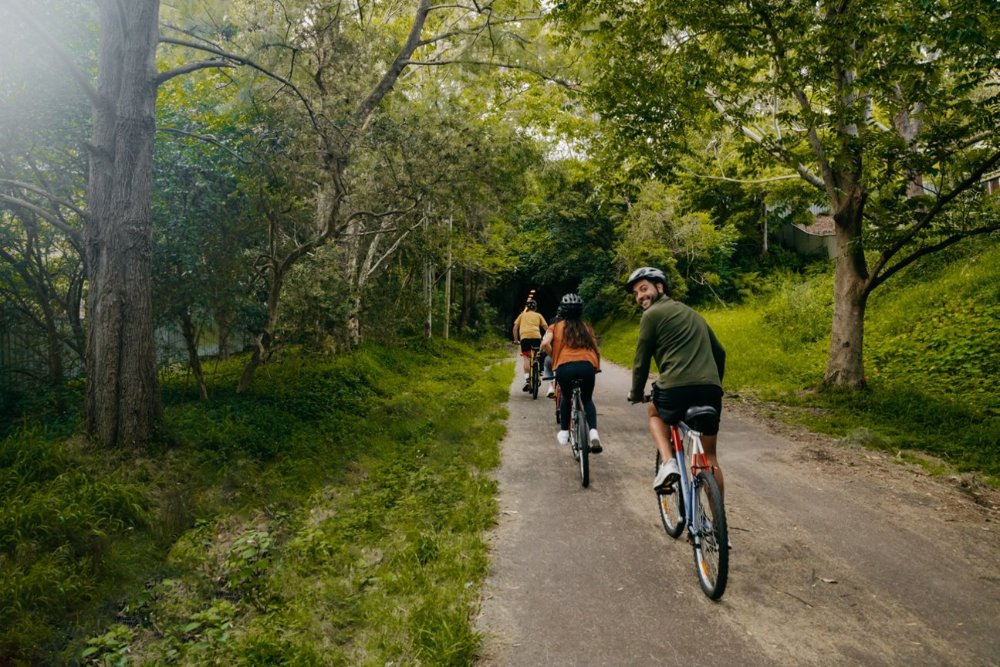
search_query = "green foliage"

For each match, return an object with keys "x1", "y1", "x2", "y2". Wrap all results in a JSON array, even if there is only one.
[
  {"x1": 504, "y1": 158, "x2": 623, "y2": 313},
  {"x1": 80, "y1": 624, "x2": 134, "y2": 666},
  {"x1": 759, "y1": 271, "x2": 834, "y2": 345},
  {"x1": 2, "y1": 338, "x2": 511, "y2": 664},
  {"x1": 0, "y1": 431, "x2": 150, "y2": 664}
]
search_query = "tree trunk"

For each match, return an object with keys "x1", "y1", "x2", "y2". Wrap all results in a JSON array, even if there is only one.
[
  {"x1": 85, "y1": 0, "x2": 161, "y2": 447},
  {"x1": 179, "y1": 310, "x2": 208, "y2": 401},
  {"x1": 346, "y1": 292, "x2": 362, "y2": 348},
  {"x1": 823, "y1": 195, "x2": 869, "y2": 388},
  {"x1": 216, "y1": 317, "x2": 231, "y2": 360},
  {"x1": 237, "y1": 269, "x2": 282, "y2": 393}
]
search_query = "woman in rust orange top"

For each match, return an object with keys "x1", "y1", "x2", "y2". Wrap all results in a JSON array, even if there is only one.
[{"x1": 540, "y1": 293, "x2": 602, "y2": 453}]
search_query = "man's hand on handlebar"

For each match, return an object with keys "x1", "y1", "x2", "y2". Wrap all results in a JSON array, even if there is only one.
[{"x1": 627, "y1": 391, "x2": 651, "y2": 404}]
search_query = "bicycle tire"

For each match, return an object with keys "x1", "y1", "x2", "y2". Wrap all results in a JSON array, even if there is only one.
[
  {"x1": 576, "y1": 407, "x2": 589, "y2": 488},
  {"x1": 531, "y1": 363, "x2": 539, "y2": 400},
  {"x1": 655, "y1": 451, "x2": 684, "y2": 539},
  {"x1": 692, "y1": 471, "x2": 729, "y2": 600}
]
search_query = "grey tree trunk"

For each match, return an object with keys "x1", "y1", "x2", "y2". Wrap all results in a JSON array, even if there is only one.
[
  {"x1": 824, "y1": 193, "x2": 869, "y2": 389},
  {"x1": 84, "y1": 0, "x2": 162, "y2": 446}
]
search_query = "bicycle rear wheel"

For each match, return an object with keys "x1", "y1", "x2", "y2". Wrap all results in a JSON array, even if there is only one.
[
  {"x1": 530, "y1": 358, "x2": 540, "y2": 399},
  {"x1": 575, "y1": 409, "x2": 589, "y2": 488},
  {"x1": 692, "y1": 471, "x2": 728, "y2": 600},
  {"x1": 655, "y1": 451, "x2": 684, "y2": 539}
]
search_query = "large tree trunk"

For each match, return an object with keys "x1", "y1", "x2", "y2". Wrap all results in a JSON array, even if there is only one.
[
  {"x1": 824, "y1": 193, "x2": 869, "y2": 388},
  {"x1": 85, "y1": 0, "x2": 161, "y2": 446}
]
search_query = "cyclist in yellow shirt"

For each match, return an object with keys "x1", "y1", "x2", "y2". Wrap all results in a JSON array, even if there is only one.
[{"x1": 512, "y1": 299, "x2": 548, "y2": 392}]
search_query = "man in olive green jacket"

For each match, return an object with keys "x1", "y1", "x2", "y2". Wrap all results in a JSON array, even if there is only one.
[{"x1": 625, "y1": 267, "x2": 726, "y2": 496}]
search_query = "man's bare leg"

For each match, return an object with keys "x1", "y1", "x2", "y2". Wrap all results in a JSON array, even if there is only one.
[
  {"x1": 647, "y1": 403, "x2": 673, "y2": 463},
  {"x1": 701, "y1": 434, "x2": 724, "y2": 500}
]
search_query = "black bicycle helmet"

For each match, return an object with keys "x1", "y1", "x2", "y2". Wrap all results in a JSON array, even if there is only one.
[
  {"x1": 560, "y1": 293, "x2": 584, "y2": 318},
  {"x1": 526, "y1": 299, "x2": 538, "y2": 310},
  {"x1": 625, "y1": 266, "x2": 668, "y2": 293}
]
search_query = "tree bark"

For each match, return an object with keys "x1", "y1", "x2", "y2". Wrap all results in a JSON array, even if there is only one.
[
  {"x1": 824, "y1": 190, "x2": 869, "y2": 388},
  {"x1": 84, "y1": 0, "x2": 162, "y2": 446}
]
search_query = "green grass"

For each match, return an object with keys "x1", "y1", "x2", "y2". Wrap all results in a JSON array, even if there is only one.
[
  {"x1": 1, "y1": 338, "x2": 512, "y2": 666},
  {"x1": 599, "y1": 242, "x2": 1000, "y2": 484}
]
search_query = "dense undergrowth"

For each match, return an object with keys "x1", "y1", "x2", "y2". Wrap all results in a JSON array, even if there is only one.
[
  {"x1": 1, "y1": 338, "x2": 511, "y2": 665},
  {"x1": 600, "y1": 241, "x2": 1000, "y2": 483}
]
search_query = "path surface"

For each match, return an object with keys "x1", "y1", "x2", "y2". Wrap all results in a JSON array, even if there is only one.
[{"x1": 475, "y1": 360, "x2": 1000, "y2": 666}]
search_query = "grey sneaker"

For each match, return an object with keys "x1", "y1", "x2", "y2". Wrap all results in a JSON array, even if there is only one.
[{"x1": 653, "y1": 458, "x2": 681, "y2": 491}]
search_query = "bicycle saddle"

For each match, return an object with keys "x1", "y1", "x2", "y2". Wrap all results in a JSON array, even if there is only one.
[{"x1": 684, "y1": 405, "x2": 719, "y2": 433}]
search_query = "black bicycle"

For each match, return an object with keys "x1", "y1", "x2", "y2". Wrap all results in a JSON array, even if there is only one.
[
  {"x1": 529, "y1": 347, "x2": 543, "y2": 400},
  {"x1": 565, "y1": 378, "x2": 590, "y2": 487}
]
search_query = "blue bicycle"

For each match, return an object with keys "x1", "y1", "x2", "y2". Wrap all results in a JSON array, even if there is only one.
[{"x1": 653, "y1": 403, "x2": 729, "y2": 600}]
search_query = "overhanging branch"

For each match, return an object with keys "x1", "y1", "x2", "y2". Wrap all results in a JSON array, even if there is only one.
[
  {"x1": 0, "y1": 192, "x2": 84, "y2": 244},
  {"x1": 405, "y1": 58, "x2": 578, "y2": 90}
]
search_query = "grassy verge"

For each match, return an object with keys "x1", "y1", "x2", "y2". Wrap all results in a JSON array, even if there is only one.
[
  {"x1": 599, "y1": 243, "x2": 1000, "y2": 486},
  {"x1": 1, "y1": 338, "x2": 512, "y2": 665}
]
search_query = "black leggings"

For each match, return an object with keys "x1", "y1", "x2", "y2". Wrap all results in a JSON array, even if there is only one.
[{"x1": 556, "y1": 361, "x2": 597, "y2": 431}]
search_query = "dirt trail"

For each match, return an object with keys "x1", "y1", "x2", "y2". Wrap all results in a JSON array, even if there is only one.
[{"x1": 475, "y1": 361, "x2": 1000, "y2": 666}]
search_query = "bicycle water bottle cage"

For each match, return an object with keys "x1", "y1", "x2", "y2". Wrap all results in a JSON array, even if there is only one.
[{"x1": 684, "y1": 406, "x2": 719, "y2": 433}]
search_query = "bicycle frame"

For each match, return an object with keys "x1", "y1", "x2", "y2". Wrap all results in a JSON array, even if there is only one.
[
  {"x1": 670, "y1": 421, "x2": 710, "y2": 542},
  {"x1": 660, "y1": 414, "x2": 728, "y2": 600}
]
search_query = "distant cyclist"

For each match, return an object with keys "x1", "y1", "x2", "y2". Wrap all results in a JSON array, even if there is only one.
[
  {"x1": 513, "y1": 298, "x2": 548, "y2": 392},
  {"x1": 625, "y1": 267, "x2": 726, "y2": 494},
  {"x1": 541, "y1": 305, "x2": 563, "y2": 398},
  {"x1": 540, "y1": 293, "x2": 602, "y2": 452}
]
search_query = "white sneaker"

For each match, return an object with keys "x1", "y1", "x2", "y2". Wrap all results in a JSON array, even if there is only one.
[
  {"x1": 557, "y1": 430, "x2": 570, "y2": 446},
  {"x1": 546, "y1": 384, "x2": 555, "y2": 398},
  {"x1": 653, "y1": 458, "x2": 681, "y2": 491},
  {"x1": 588, "y1": 429, "x2": 602, "y2": 454}
]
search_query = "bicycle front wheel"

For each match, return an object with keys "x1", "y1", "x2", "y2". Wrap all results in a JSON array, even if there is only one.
[
  {"x1": 655, "y1": 451, "x2": 684, "y2": 539},
  {"x1": 576, "y1": 412, "x2": 589, "y2": 488},
  {"x1": 692, "y1": 471, "x2": 728, "y2": 600}
]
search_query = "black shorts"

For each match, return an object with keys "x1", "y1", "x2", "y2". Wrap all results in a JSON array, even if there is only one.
[
  {"x1": 651, "y1": 384, "x2": 723, "y2": 436},
  {"x1": 520, "y1": 338, "x2": 541, "y2": 356}
]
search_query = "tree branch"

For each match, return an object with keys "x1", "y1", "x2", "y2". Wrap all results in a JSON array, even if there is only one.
[
  {"x1": 706, "y1": 88, "x2": 826, "y2": 189},
  {"x1": 867, "y1": 224, "x2": 1000, "y2": 295},
  {"x1": 355, "y1": 0, "x2": 432, "y2": 132},
  {"x1": 868, "y1": 151, "x2": 1000, "y2": 282},
  {"x1": 155, "y1": 59, "x2": 234, "y2": 85},
  {"x1": 157, "y1": 35, "x2": 325, "y2": 139},
  {"x1": 404, "y1": 58, "x2": 578, "y2": 90},
  {"x1": 0, "y1": 178, "x2": 87, "y2": 221},
  {"x1": 0, "y1": 192, "x2": 84, "y2": 244},
  {"x1": 676, "y1": 171, "x2": 802, "y2": 184},
  {"x1": 156, "y1": 127, "x2": 249, "y2": 163}
]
